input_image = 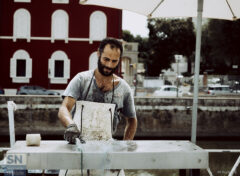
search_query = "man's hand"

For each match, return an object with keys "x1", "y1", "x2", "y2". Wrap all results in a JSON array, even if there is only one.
[{"x1": 64, "y1": 124, "x2": 80, "y2": 144}]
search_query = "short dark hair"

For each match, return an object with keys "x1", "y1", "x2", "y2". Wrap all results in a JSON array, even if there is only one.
[{"x1": 98, "y1": 38, "x2": 123, "y2": 58}]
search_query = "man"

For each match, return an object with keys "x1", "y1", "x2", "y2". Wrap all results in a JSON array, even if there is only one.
[{"x1": 58, "y1": 38, "x2": 137, "y2": 144}]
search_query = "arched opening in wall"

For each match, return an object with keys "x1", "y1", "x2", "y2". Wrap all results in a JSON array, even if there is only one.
[
  {"x1": 13, "y1": 8, "x2": 31, "y2": 42},
  {"x1": 121, "y1": 57, "x2": 132, "y2": 84},
  {"x1": 10, "y1": 49, "x2": 32, "y2": 83},
  {"x1": 89, "y1": 52, "x2": 98, "y2": 70},
  {"x1": 48, "y1": 50, "x2": 70, "y2": 84},
  {"x1": 51, "y1": 10, "x2": 69, "y2": 43},
  {"x1": 89, "y1": 11, "x2": 107, "y2": 41}
]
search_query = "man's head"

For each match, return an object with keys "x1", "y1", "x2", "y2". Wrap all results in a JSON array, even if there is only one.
[{"x1": 97, "y1": 38, "x2": 123, "y2": 77}]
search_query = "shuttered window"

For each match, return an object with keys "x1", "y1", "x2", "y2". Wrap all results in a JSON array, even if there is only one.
[
  {"x1": 10, "y1": 50, "x2": 32, "y2": 83},
  {"x1": 48, "y1": 51, "x2": 70, "y2": 84}
]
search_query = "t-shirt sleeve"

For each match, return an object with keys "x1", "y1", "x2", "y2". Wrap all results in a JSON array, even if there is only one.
[
  {"x1": 62, "y1": 73, "x2": 82, "y2": 100},
  {"x1": 122, "y1": 87, "x2": 136, "y2": 118}
]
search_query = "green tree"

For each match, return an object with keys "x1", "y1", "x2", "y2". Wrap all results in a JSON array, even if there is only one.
[
  {"x1": 122, "y1": 18, "x2": 195, "y2": 76},
  {"x1": 147, "y1": 18, "x2": 195, "y2": 76},
  {"x1": 201, "y1": 19, "x2": 240, "y2": 74},
  {"x1": 122, "y1": 30, "x2": 135, "y2": 42}
]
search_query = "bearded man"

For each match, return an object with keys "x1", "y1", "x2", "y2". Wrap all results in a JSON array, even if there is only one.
[{"x1": 58, "y1": 38, "x2": 137, "y2": 176}]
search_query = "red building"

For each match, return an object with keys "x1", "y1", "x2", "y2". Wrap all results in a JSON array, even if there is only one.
[{"x1": 0, "y1": 0, "x2": 122, "y2": 94}]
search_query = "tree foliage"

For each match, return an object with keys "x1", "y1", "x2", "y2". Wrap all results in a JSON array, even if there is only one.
[
  {"x1": 201, "y1": 19, "x2": 240, "y2": 74},
  {"x1": 122, "y1": 30, "x2": 135, "y2": 42},
  {"x1": 147, "y1": 18, "x2": 195, "y2": 76},
  {"x1": 122, "y1": 30, "x2": 150, "y2": 66},
  {"x1": 122, "y1": 19, "x2": 195, "y2": 76}
]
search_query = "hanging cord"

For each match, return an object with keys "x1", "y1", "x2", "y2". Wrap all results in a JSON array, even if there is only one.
[
  {"x1": 64, "y1": 169, "x2": 68, "y2": 176},
  {"x1": 117, "y1": 170, "x2": 121, "y2": 176},
  {"x1": 77, "y1": 146, "x2": 84, "y2": 176},
  {"x1": 80, "y1": 105, "x2": 84, "y2": 135},
  {"x1": 148, "y1": 0, "x2": 164, "y2": 18},
  {"x1": 225, "y1": 0, "x2": 237, "y2": 20},
  {"x1": 79, "y1": 104, "x2": 86, "y2": 144},
  {"x1": 75, "y1": 139, "x2": 85, "y2": 176},
  {"x1": 109, "y1": 75, "x2": 115, "y2": 135},
  {"x1": 84, "y1": 71, "x2": 95, "y2": 100},
  {"x1": 111, "y1": 75, "x2": 115, "y2": 103},
  {"x1": 81, "y1": 148, "x2": 84, "y2": 176},
  {"x1": 109, "y1": 108, "x2": 113, "y2": 135}
]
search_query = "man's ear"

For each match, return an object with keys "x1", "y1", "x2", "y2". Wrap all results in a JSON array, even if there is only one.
[{"x1": 97, "y1": 50, "x2": 100, "y2": 57}]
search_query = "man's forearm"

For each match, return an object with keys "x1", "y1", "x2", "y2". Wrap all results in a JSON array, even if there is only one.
[
  {"x1": 123, "y1": 118, "x2": 137, "y2": 140},
  {"x1": 58, "y1": 106, "x2": 74, "y2": 127}
]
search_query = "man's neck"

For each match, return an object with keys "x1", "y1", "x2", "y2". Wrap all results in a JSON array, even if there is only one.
[{"x1": 94, "y1": 69, "x2": 113, "y2": 82}]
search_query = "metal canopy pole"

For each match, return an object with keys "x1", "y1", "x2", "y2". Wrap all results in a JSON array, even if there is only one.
[{"x1": 191, "y1": 0, "x2": 204, "y2": 144}]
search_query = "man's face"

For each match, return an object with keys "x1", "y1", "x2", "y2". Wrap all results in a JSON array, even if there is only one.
[{"x1": 98, "y1": 44, "x2": 121, "y2": 77}]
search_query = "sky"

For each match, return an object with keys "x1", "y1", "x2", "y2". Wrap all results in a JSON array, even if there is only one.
[{"x1": 122, "y1": 10, "x2": 149, "y2": 38}]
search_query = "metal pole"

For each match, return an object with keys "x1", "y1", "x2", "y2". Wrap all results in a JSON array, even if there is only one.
[
  {"x1": 191, "y1": 0, "x2": 203, "y2": 144},
  {"x1": 7, "y1": 101, "x2": 16, "y2": 147},
  {"x1": 228, "y1": 155, "x2": 240, "y2": 176},
  {"x1": 177, "y1": 58, "x2": 179, "y2": 97}
]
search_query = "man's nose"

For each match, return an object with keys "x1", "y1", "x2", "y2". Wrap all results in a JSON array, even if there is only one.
[{"x1": 105, "y1": 61, "x2": 114, "y2": 69}]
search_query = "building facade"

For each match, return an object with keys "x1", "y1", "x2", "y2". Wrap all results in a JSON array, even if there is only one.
[{"x1": 0, "y1": 0, "x2": 122, "y2": 94}]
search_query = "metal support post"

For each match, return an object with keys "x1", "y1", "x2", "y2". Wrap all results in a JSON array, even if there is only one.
[
  {"x1": 7, "y1": 101, "x2": 17, "y2": 148},
  {"x1": 191, "y1": 0, "x2": 203, "y2": 144},
  {"x1": 228, "y1": 155, "x2": 240, "y2": 176}
]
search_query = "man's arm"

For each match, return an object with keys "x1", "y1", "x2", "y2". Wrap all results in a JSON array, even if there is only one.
[
  {"x1": 123, "y1": 117, "x2": 137, "y2": 140},
  {"x1": 58, "y1": 96, "x2": 76, "y2": 127}
]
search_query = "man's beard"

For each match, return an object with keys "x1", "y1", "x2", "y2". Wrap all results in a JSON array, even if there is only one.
[{"x1": 98, "y1": 58, "x2": 119, "y2": 76}]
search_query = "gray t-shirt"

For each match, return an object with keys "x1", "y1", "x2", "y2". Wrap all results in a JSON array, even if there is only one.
[{"x1": 63, "y1": 70, "x2": 136, "y2": 131}]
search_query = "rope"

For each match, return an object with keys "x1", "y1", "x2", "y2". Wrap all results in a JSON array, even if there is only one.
[
  {"x1": 148, "y1": 0, "x2": 164, "y2": 18},
  {"x1": 64, "y1": 169, "x2": 68, "y2": 176},
  {"x1": 111, "y1": 74, "x2": 114, "y2": 103},
  {"x1": 80, "y1": 147, "x2": 84, "y2": 176},
  {"x1": 109, "y1": 108, "x2": 113, "y2": 135},
  {"x1": 84, "y1": 71, "x2": 94, "y2": 100},
  {"x1": 117, "y1": 170, "x2": 121, "y2": 176},
  {"x1": 80, "y1": 105, "x2": 84, "y2": 135},
  {"x1": 225, "y1": 0, "x2": 237, "y2": 20},
  {"x1": 75, "y1": 145, "x2": 84, "y2": 176}
]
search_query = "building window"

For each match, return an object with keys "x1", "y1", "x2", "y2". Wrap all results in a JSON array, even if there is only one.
[
  {"x1": 51, "y1": 10, "x2": 69, "y2": 43},
  {"x1": 52, "y1": 0, "x2": 69, "y2": 4},
  {"x1": 55, "y1": 60, "x2": 64, "y2": 77},
  {"x1": 10, "y1": 50, "x2": 32, "y2": 83},
  {"x1": 89, "y1": 11, "x2": 107, "y2": 41},
  {"x1": 14, "y1": 0, "x2": 31, "y2": 2},
  {"x1": 89, "y1": 52, "x2": 98, "y2": 70},
  {"x1": 48, "y1": 51, "x2": 70, "y2": 84},
  {"x1": 16, "y1": 59, "x2": 26, "y2": 76},
  {"x1": 13, "y1": 9, "x2": 31, "y2": 42}
]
